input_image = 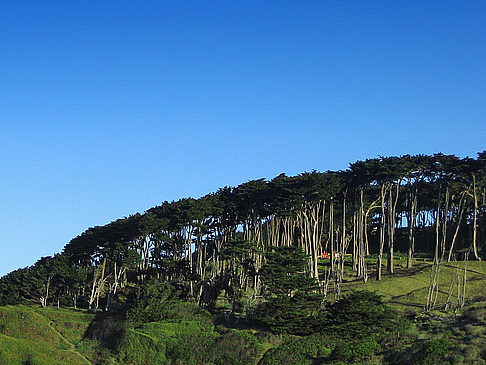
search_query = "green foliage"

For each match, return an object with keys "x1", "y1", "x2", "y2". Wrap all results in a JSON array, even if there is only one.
[
  {"x1": 126, "y1": 280, "x2": 209, "y2": 325},
  {"x1": 0, "y1": 306, "x2": 64, "y2": 345},
  {"x1": 254, "y1": 246, "x2": 321, "y2": 335},
  {"x1": 330, "y1": 336, "x2": 381, "y2": 363},
  {"x1": 253, "y1": 294, "x2": 321, "y2": 335},
  {"x1": 118, "y1": 321, "x2": 218, "y2": 364},
  {"x1": 259, "y1": 334, "x2": 333, "y2": 365},
  {"x1": 210, "y1": 330, "x2": 264, "y2": 365},
  {"x1": 260, "y1": 246, "x2": 319, "y2": 296},
  {"x1": 0, "y1": 335, "x2": 88, "y2": 365},
  {"x1": 321, "y1": 290, "x2": 407, "y2": 340},
  {"x1": 32, "y1": 306, "x2": 95, "y2": 344},
  {"x1": 411, "y1": 337, "x2": 452, "y2": 365},
  {"x1": 117, "y1": 327, "x2": 168, "y2": 365}
]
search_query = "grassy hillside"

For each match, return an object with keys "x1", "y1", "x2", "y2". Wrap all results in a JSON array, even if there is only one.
[
  {"x1": 323, "y1": 255, "x2": 486, "y2": 311},
  {"x1": 1, "y1": 259, "x2": 485, "y2": 364},
  {"x1": 0, "y1": 305, "x2": 95, "y2": 365}
]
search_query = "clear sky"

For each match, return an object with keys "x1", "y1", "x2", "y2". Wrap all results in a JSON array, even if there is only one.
[{"x1": 1, "y1": 1, "x2": 485, "y2": 277}]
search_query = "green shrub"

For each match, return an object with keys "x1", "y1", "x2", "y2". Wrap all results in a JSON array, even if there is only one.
[
  {"x1": 117, "y1": 321, "x2": 219, "y2": 365},
  {"x1": 126, "y1": 280, "x2": 209, "y2": 325},
  {"x1": 253, "y1": 294, "x2": 321, "y2": 335},
  {"x1": 210, "y1": 330, "x2": 263, "y2": 365},
  {"x1": 418, "y1": 337, "x2": 451, "y2": 365},
  {"x1": 117, "y1": 327, "x2": 167, "y2": 365},
  {"x1": 330, "y1": 337, "x2": 381, "y2": 363},
  {"x1": 259, "y1": 334, "x2": 333, "y2": 365},
  {"x1": 321, "y1": 290, "x2": 408, "y2": 340}
]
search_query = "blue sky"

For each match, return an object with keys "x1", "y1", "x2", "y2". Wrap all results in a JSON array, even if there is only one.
[{"x1": 1, "y1": 1, "x2": 485, "y2": 276}]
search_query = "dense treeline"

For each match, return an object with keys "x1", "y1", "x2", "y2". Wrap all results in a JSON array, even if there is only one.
[{"x1": 0, "y1": 152, "x2": 484, "y2": 312}]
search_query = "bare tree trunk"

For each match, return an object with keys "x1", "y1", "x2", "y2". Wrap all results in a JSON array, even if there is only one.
[
  {"x1": 40, "y1": 276, "x2": 51, "y2": 307},
  {"x1": 447, "y1": 192, "x2": 466, "y2": 262},
  {"x1": 387, "y1": 181, "x2": 400, "y2": 273},
  {"x1": 440, "y1": 186, "x2": 450, "y2": 262},
  {"x1": 329, "y1": 199, "x2": 334, "y2": 273},
  {"x1": 352, "y1": 212, "x2": 357, "y2": 272},
  {"x1": 471, "y1": 174, "x2": 481, "y2": 260},
  {"x1": 377, "y1": 185, "x2": 386, "y2": 281},
  {"x1": 89, "y1": 258, "x2": 106, "y2": 311},
  {"x1": 407, "y1": 189, "x2": 417, "y2": 268},
  {"x1": 358, "y1": 189, "x2": 368, "y2": 282},
  {"x1": 341, "y1": 195, "x2": 347, "y2": 274}
]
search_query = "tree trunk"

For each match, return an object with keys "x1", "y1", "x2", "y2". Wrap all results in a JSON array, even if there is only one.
[
  {"x1": 407, "y1": 188, "x2": 417, "y2": 268},
  {"x1": 377, "y1": 185, "x2": 386, "y2": 281}
]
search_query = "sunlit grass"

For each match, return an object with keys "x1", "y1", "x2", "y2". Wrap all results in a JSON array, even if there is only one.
[
  {"x1": 33, "y1": 306, "x2": 95, "y2": 344},
  {"x1": 318, "y1": 255, "x2": 486, "y2": 312},
  {"x1": 0, "y1": 330, "x2": 88, "y2": 365},
  {"x1": 0, "y1": 305, "x2": 94, "y2": 364}
]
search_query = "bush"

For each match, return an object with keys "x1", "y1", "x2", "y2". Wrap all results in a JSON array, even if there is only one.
[
  {"x1": 259, "y1": 334, "x2": 333, "y2": 365},
  {"x1": 321, "y1": 290, "x2": 407, "y2": 340},
  {"x1": 252, "y1": 294, "x2": 321, "y2": 335},
  {"x1": 126, "y1": 280, "x2": 209, "y2": 325},
  {"x1": 330, "y1": 337, "x2": 381, "y2": 363},
  {"x1": 415, "y1": 337, "x2": 451, "y2": 365},
  {"x1": 117, "y1": 321, "x2": 219, "y2": 365},
  {"x1": 210, "y1": 330, "x2": 263, "y2": 365}
]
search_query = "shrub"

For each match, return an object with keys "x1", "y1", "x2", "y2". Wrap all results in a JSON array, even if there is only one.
[
  {"x1": 210, "y1": 330, "x2": 263, "y2": 365},
  {"x1": 126, "y1": 280, "x2": 209, "y2": 325},
  {"x1": 330, "y1": 337, "x2": 381, "y2": 363},
  {"x1": 259, "y1": 334, "x2": 333, "y2": 365},
  {"x1": 321, "y1": 290, "x2": 407, "y2": 340},
  {"x1": 412, "y1": 337, "x2": 452, "y2": 365}
]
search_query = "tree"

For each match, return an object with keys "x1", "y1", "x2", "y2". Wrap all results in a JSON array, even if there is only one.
[{"x1": 253, "y1": 246, "x2": 320, "y2": 334}]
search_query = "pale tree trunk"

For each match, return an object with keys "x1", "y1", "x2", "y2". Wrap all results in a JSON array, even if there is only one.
[
  {"x1": 426, "y1": 195, "x2": 442, "y2": 311},
  {"x1": 440, "y1": 186, "x2": 450, "y2": 262},
  {"x1": 471, "y1": 174, "x2": 481, "y2": 260},
  {"x1": 377, "y1": 185, "x2": 387, "y2": 281},
  {"x1": 358, "y1": 189, "x2": 367, "y2": 282},
  {"x1": 89, "y1": 258, "x2": 106, "y2": 311},
  {"x1": 341, "y1": 195, "x2": 347, "y2": 274},
  {"x1": 329, "y1": 199, "x2": 334, "y2": 273},
  {"x1": 105, "y1": 262, "x2": 127, "y2": 312},
  {"x1": 352, "y1": 212, "x2": 357, "y2": 272},
  {"x1": 40, "y1": 276, "x2": 51, "y2": 307},
  {"x1": 407, "y1": 187, "x2": 418, "y2": 268},
  {"x1": 447, "y1": 191, "x2": 466, "y2": 262},
  {"x1": 387, "y1": 181, "x2": 401, "y2": 273}
]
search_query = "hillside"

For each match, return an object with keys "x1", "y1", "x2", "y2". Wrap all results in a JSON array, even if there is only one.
[
  {"x1": 0, "y1": 306, "x2": 94, "y2": 364},
  {"x1": 1, "y1": 259, "x2": 486, "y2": 364}
]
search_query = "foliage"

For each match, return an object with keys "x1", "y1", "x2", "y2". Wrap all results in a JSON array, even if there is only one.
[
  {"x1": 126, "y1": 280, "x2": 209, "y2": 324},
  {"x1": 207, "y1": 330, "x2": 264, "y2": 365},
  {"x1": 417, "y1": 337, "x2": 452, "y2": 365},
  {"x1": 259, "y1": 334, "x2": 333, "y2": 365},
  {"x1": 320, "y1": 290, "x2": 407, "y2": 340},
  {"x1": 259, "y1": 246, "x2": 319, "y2": 296},
  {"x1": 253, "y1": 246, "x2": 321, "y2": 334},
  {"x1": 118, "y1": 320, "x2": 218, "y2": 364},
  {"x1": 329, "y1": 336, "x2": 381, "y2": 363}
]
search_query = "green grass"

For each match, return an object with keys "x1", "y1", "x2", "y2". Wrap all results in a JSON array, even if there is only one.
[
  {"x1": 0, "y1": 333, "x2": 88, "y2": 365},
  {"x1": 0, "y1": 305, "x2": 93, "y2": 365},
  {"x1": 118, "y1": 320, "x2": 219, "y2": 364},
  {"x1": 0, "y1": 306, "x2": 65, "y2": 345},
  {"x1": 32, "y1": 306, "x2": 95, "y2": 344},
  {"x1": 319, "y1": 256, "x2": 486, "y2": 312}
]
